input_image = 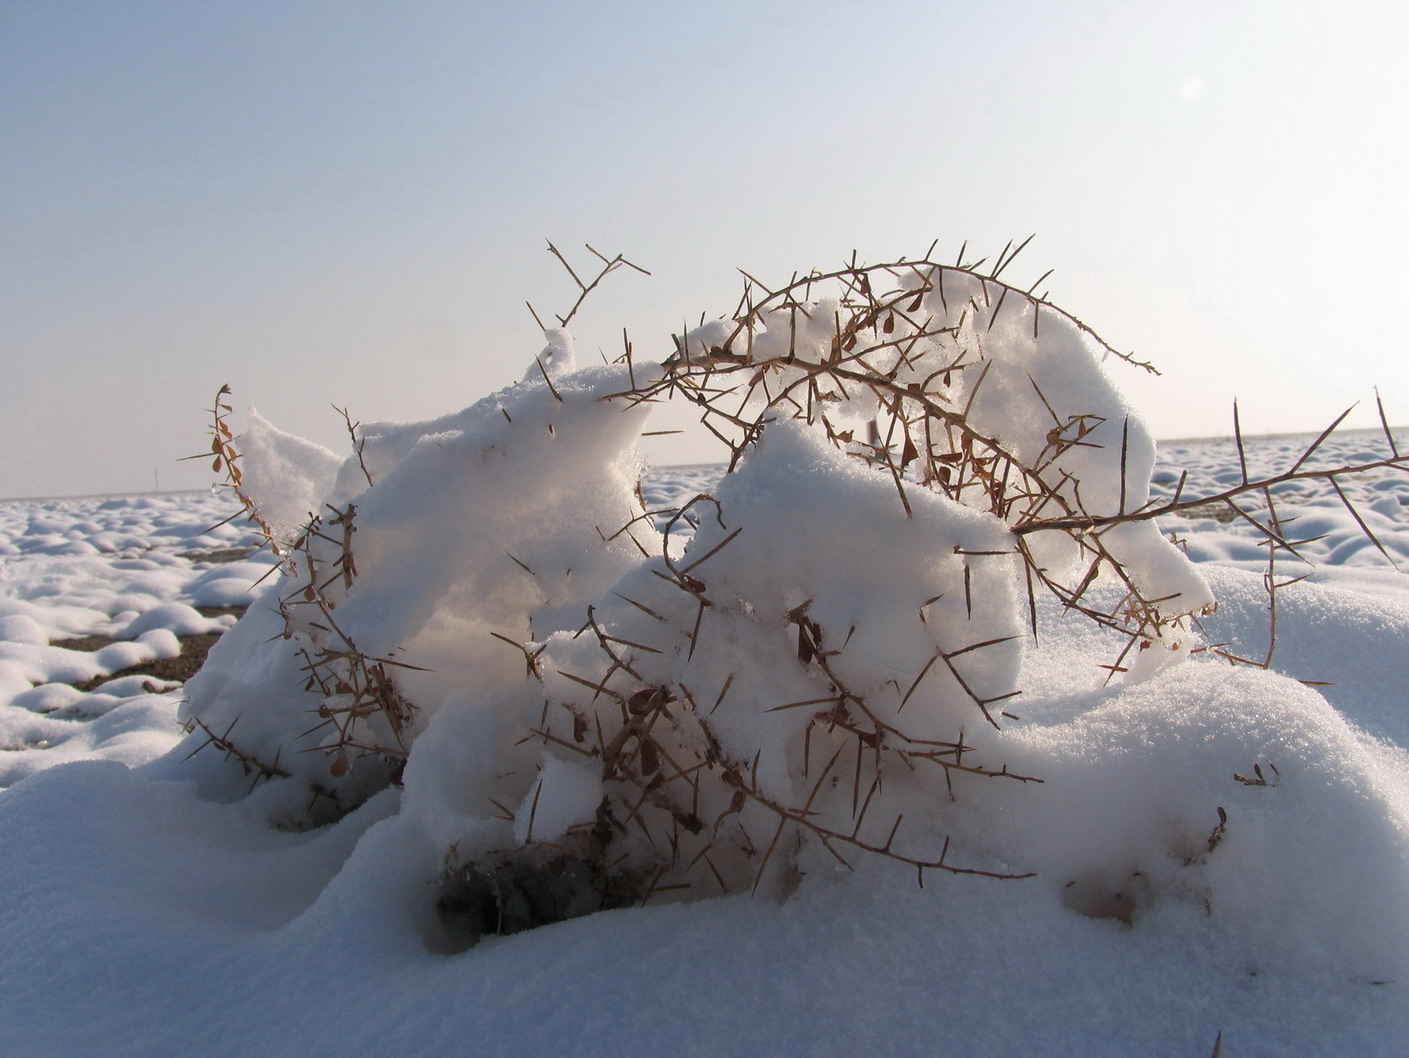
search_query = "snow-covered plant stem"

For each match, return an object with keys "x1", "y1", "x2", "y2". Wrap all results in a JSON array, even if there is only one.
[{"x1": 179, "y1": 243, "x2": 1409, "y2": 940}]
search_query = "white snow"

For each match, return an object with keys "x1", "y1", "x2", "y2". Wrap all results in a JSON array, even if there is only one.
[{"x1": 2, "y1": 407, "x2": 1408, "y2": 1053}]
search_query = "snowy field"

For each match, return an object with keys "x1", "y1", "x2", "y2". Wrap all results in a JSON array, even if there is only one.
[{"x1": 2, "y1": 430, "x2": 1408, "y2": 1056}]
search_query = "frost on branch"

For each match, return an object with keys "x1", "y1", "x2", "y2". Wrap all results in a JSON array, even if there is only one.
[{"x1": 182, "y1": 249, "x2": 1218, "y2": 938}]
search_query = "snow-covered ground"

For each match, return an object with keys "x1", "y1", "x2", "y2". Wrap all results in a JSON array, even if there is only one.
[{"x1": 1, "y1": 430, "x2": 1407, "y2": 1056}]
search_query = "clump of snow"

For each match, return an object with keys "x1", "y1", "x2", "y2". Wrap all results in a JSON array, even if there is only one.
[
  {"x1": 512, "y1": 754, "x2": 603, "y2": 845},
  {"x1": 0, "y1": 614, "x2": 48, "y2": 646},
  {"x1": 522, "y1": 327, "x2": 576, "y2": 380},
  {"x1": 120, "y1": 601, "x2": 232, "y2": 639},
  {"x1": 182, "y1": 361, "x2": 652, "y2": 815},
  {"x1": 170, "y1": 261, "x2": 1402, "y2": 938},
  {"x1": 188, "y1": 283, "x2": 1143, "y2": 898},
  {"x1": 508, "y1": 419, "x2": 1028, "y2": 892},
  {"x1": 235, "y1": 410, "x2": 343, "y2": 541},
  {"x1": 982, "y1": 654, "x2": 1409, "y2": 985},
  {"x1": 675, "y1": 265, "x2": 1214, "y2": 628}
]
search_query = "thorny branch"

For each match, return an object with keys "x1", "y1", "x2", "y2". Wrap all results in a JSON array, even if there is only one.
[
  {"x1": 604, "y1": 253, "x2": 1406, "y2": 658},
  {"x1": 193, "y1": 244, "x2": 1408, "y2": 919}
]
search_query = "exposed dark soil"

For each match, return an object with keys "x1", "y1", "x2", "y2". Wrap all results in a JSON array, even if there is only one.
[
  {"x1": 177, "y1": 547, "x2": 260, "y2": 564},
  {"x1": 194, "y1": 605, "x2": 248, "y2": 622},
  {"x1": 53, "y1": 634, "x2": 123, "y2": 653},
  {"x1": 1170, "y1": 502, "x2": 1239, "y2": 523},
  {"x1": 71, "y1": 633, "x2": 227, "y2": 691},
  {"x1": 55, "y1": 605, "x2": 247, "y2": 693}
]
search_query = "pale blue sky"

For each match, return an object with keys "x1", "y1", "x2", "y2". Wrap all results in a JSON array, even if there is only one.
[{"x1": 3, "y1": 0, "x2": 1407, "y2": 498}]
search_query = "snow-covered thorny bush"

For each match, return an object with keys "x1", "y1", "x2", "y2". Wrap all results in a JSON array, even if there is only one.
[{"x1": 180, "y1": 246, "x2": 1401, "y2": 945}]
